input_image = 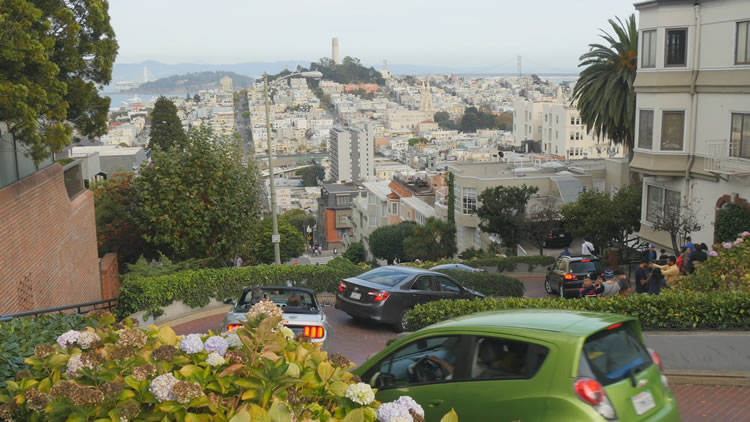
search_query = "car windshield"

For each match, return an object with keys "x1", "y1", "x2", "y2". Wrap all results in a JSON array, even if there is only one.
[
  {"x1": 356, "y1": 268, "x2": 412, "y2": 287},
  {"x1": 580, "y1": 325, "x2": 653, "y2": 386},
  {"x1": 570, "y1": 260, "x2": 603, "y2": 274},
  {"x1": 238, "y1": 288, "x2": 318, "y2": 313}
]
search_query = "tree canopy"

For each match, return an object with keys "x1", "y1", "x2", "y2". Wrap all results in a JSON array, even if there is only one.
[
  {"x1": 311, "y1": 57, "x2": 385, "y2": 85},
  {"x1": 297, "y1": 165, "x2": 325, "y2": 187},
  {"x1": 343, "y1": 241, "x2": 366, "y2": 264},
  {"x1": 572, "y1": 15, "x2": 638, "y2": 152},
  {"x1": 403, "y1": 217, "x2": 457, "y2": 261},
  {"x1": 714, "y1": 205, "x2": 750, "y2": 243},
  {"x1": 0, "y1": 0, "x2": 118, "y2": 163},
  {"x1": 131, "y1": 127, "x2": 262, "y2": 262},
  {"x1": 477, "y1": 185, "x2": 539, "y2": 249},
  {"x1": 250, "y1": 218, "x2": 306, "y2": 264},
  {"x1": 149, "y1": 97, "x2": 188, "y2": 151},
  {"x1": 368, "y1": 222, "x2": 416, "y2": 264}
]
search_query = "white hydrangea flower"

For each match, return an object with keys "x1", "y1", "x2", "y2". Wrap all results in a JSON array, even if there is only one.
[
  {"x1": 388, "y1": 418, "x2": 411, "y2": 422},
  {"x1": 77, "y1": 331, "x2": 101, "y2": 350},
  {"x1": 66, "y1": 354, "x2": 85, "y2": 378},
  {"x1": 149, "y1": 373, "x2": 179, "y2": 403},
  {"x1": 280, "y1": 326, "x2": 294, "y2": 340},
  {"x1": 205, "y1": 352, "x2": 226, "y2": 367},
  {"x1": 223, "y1": 332, "x2": 242, "y2": 349},
  {"x1": 345, "y1": 382, "x2": 375, "y2": 405},
  {"x1": 179, "y1": 334, "x2": 204, "y2": 354},
  {"x1": 377, "y1": 396, "x2": 424, "y2": 422},
  {"x1": 57, "y1": 330, "x2": 80, "y2": 348}
]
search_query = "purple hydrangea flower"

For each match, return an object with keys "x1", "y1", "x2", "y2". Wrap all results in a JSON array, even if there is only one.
[
  {"x1": 709, "y1": 250, "x2": 718, "y2": 257},
  {"x1": 203, "y1": 336, "x2": 229, "y2": 356},
  {"x1": 723, "y1": 242, "x2": 732, "y2": 249},
  {"x1": 179, "y1": 334, "x2": 204, "y2": 354},
  {"x1": 57, "y1": 330, "x2": 80, "y2": 348},
  {"x1": 735, "y1": 238, "x2": 744, "y2": 245},
  {"x1": 741, "y1": 231, "x2": 750, "y2": 238}
]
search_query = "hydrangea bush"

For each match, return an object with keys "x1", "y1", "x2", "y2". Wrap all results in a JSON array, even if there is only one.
[
  {"x1": 676, "y1": 230, "x2": 750, "y2": 292},
  {"x1": 0, "y1": 301, "x2": 459, "y2": 422}
]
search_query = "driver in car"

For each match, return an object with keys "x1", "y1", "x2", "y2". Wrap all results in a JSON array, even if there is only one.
[{"x1": 426, "y1": 355, "x2": 455, "y2": 379}]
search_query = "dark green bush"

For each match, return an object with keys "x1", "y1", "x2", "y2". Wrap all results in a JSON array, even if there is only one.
[
  {"x1": 406, "y1": 291, "x2": 750, "y2": 331},
  {"x1": 117, "y1": 260, "x2": 365, "y2": 319},
  {"x1": 405, "y1": 255, "x2": 556, "y2": 272},
  {"x1": 0, "y1": 313, "x2": 100, "y2": 384},
  {"x1": 435, "y1": 270, "x2": 524, "y2": 298}
]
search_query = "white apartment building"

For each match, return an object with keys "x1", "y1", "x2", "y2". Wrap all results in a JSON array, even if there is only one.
[
  {"x1": 631, "y1": 0, "x2": 750, "y2": 250},
  {"x1": 330, "y1": 127, "x2": 353, "y2": 182},
  {"x1": 512, "y1": 100, "x2": 545, "y2": 146},
  {"x1": 329, "y1": 125, "x2": 375, "y2": 182},
  {"x1": 386, "y1": 109, "x2": 430, "y2": 130}
]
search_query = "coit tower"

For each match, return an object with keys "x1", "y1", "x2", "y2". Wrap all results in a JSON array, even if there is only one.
[{"x1": 332, "y1": 37, "x2": 339, "y2": 64}]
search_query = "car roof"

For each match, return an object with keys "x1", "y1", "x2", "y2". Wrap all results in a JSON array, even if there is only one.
[
  {"x1": 430, "y1": 263, "x2": 471, "y2": 269},
  {"x1": 426, "y1": 309, "x2": 631, "y2": 337},
  {"x1": 368, "y1": 265, "x2": 443, "y2": 276},
  {"x1": 240, "y1": 285, "x2": 315, "y2": 295},
  {"x1": 562, "y1": 255, "x2": 600, "y2": 261}
]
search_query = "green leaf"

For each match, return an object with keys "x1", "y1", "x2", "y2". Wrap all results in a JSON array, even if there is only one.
[
  {"x1": 343, "y1": 408, "x2": 365, "y2": 422},
  {"x1": 269, "y1": 398, "x2": 292, "y2": 422},
  {"x1": 317, "y1": 361, "x2": 335, "y2": 382},
  {"x1": 328, "y1": 381, "x2": 348, "y2": 397},
  {"x1": 158, "y1": 325, "x2": 178, "y2": 346},
  {"x1": 440, "y1": 409, "x2": 459, "y2": 422},
  {"x1": 228, "y1": 410, "x2": 251, "y2": 422},
  {"x1": 179, "y1": 365, "x2": 202, "y2": 377},
  {"x1": 249, "y1": 404, "x2": 271, "y2": 422}
]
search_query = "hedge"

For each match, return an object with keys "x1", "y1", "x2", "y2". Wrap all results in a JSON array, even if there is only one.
[
  {"x1": 406, "y1": 290, "x2": 750, "y2": 331},
  {"x1": 435, "y1": 270, "x2": 524, "y2": 298},
  {"x1": 405, "y1": 255, "x2": 556, "y2": 272},
  {"x1": 0, "y1": 313, "x2": 100, "y2": 385},
  {"x1": 117, "y1": 258, "x2": 366, "y2": 319}
]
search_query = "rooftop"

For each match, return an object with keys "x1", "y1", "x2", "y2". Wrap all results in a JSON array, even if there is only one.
[{"x1": 322, "y1": 183, "x2": 360, "y2": 193}]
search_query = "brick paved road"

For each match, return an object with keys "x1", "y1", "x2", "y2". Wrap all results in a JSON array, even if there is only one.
[{"x1": 171, "y1": 275, "x2": 750, "y2": 421}]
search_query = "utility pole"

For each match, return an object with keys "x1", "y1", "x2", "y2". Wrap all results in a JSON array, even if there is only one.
[{"x1": 264, "y1": 73, "x2": 281, "y2": 264}]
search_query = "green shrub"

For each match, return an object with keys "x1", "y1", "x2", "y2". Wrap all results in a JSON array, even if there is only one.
[
  {"x1": 0, "y1": 309, "x2": 458, "y2": 421},
  {"x1": 677, "y1": 232, "x2": 750, "y2": 292},
  {"x1": 435, "y1": 270, "x2": 524, "y2": 298},
  {"x1": 117, "y1": 260, "x2": 366, "y2": 319},
  {"x1": 342, "y1": 242, "x2": 366, "y2": 264},
  {"x1": 457, "y1": 247, "x2": 484, "y2": 260},
  {"x1": 122, "y1": 254, "x2": 213, "y2": 283},
  {"x1": 0, "y1": 313, "x2": 101, "y2": 385},
  {"x1": 406, "y1": 290, "x2": 750, "y2": 331},
  {"x1": 714, "y1": 206, "x2": 750, "y2": 243},
  {"x1": 404, "y1": 256, "x2": 556, "y2": 272}
]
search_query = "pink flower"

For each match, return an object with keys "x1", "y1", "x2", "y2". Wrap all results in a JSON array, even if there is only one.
[
  {"x1": 741, "y1": 231, "x2": 750, "y2": 237},
  {"x1": 734, "y1": 238, "x2": 744, "y2": 245},
  {"x1": 723, "y1": 242, "x2": 732, "y2": 249},
  {"x1": 709, "y1": 250, "x2": 718, "y2": 257}
]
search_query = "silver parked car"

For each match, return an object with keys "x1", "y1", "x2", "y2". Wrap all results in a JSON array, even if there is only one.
[{"x1": 222, "y1": 286, "x2": 330, "y2": 343}]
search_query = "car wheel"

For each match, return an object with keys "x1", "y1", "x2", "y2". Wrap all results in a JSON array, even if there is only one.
[
  {"x1": 393, "y1": 309, "x2": 411, "y2": 333},
  {"x1": 559, "y1": 282, "x2": 566, "y2": 299},
  {"x1": 544, "y1": 278, "x2": 553, "y2": 294}
]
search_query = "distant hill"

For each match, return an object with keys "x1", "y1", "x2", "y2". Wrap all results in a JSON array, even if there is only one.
[{"x1": 122, "y1": 71, "x2": 254, "y2": 94}]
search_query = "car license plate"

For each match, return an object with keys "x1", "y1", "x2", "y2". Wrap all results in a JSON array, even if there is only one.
[
  {"x1": 631, "y1": 390, "x2": 655, "y2": 415},
  {"x1": 350, "y1": 292, "x2": 361, "y2": 300}
]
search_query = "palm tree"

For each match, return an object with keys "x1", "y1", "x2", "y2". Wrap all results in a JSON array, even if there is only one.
[{"x1": 572, "y1": 15, "x2": 638, "y2": 154}]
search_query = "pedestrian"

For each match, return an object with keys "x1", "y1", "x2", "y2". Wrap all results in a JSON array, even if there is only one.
[
  {"x1": 647, "y1": 268, "x2": 668, "y2": 295},
  {"x1": 560, "y1": 247, "x2": 571, "y2": 257},
  {"x1": 687, "y1": 243, "x2": 708, "y2": 274},
  {"x1": 579, "y1": 276, "x2": 597, "y2": 298},
  {"x1": 581, "y1": 237, "x2": 595, "y2": 256},
  {"x1": 333, "y1": 248, "x2": 338, "y2": 256},
  {"x1": 647, "y1": 245, "x2": 657, "y2": 261},
  {"x1": 600, "y1": 271, "x2": 620, "y2": 297},
  {"x1": 613, "y1": 269, "x2": 631, "y2": 295},
  {"x1": 634, "y1": 260, "x2": 650, "y2": 294},
  {"x1": 593, "y1": 274, "x2": 605, "y2": 296},
  {"x1": 658, "y1": 249, "x2": 669, "y2": 261},
  {"x1": 676, "y1": 248, "x2": 689, "y2": 275},
  {"x1": 234, "y1": 256, "x2": 243, "y2": 267},
  {"x1": 651, "y1": 256, "x2": 680, "y2": 286},
  {"x1": 683, "y1": 236, "x2": 695, "y2": 256}
]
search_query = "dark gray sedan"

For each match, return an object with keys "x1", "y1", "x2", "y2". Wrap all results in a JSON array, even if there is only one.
[{"x1": 335, "y1": 266, "x2": 483, "y2": 332}]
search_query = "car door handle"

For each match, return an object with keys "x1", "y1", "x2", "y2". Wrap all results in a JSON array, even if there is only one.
[{"x1": 428, "y1": 399, "x2": 443, "y2": 407}]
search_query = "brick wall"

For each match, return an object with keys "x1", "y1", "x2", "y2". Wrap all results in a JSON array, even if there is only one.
[
  {"x1": 0, "y1": 164, "x2": 101, "y2": 314},
  {"x1": 99, "y1": 253, "x2": 120, "y2": 299}
]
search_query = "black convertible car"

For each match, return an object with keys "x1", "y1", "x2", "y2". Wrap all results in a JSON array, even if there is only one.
[{"x1": 335, "y1": 266, "x2": 484, "y2": 332}]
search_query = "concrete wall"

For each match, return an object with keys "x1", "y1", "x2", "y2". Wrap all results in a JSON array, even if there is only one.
[
  {"x1": 0, "y1": 165, "x2": 101, "y2": 313},
  {"x1": 644, "y1": 331, "x2": 750, "y2": 373}
]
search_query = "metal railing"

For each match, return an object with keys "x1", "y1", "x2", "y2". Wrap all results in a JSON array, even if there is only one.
[
  {"x1": 0, "y1": 298, "x2": 118, "y2": 322},
  {"x1": 705, "y1": 139, "x2": 750, "y2": 175}
]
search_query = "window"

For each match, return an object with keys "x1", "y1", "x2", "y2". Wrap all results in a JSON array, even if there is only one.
[
  {"x1": 461, "y1": 187, "x2": 477, "y2": 214},
  {"x1": 570, "y1": 116, "x2": 575, "y2": 125},
  {"x1": 665, "y1": 28, "x2": 687, "y2": 66},
  {"x1": 470, "y1": 337, "x2": 549, "y2": 380},
  {"x1": 580, "y1": 325, "x2": 651, "y2": 387},
  {"x1": 642, "y1": 30, "x2": 657, "y2": 68},
  {"x1": 335, "y1": 194, "x2": 351, "y2": 207},
  {"x1": 556, "y1": 116, "x2": 559, "y2": 124},
  {"x1": 366, "y1": 336, "x2": 465, "y2": 389},
  {"x1": 660, "y1": 111, "x2": 685, "y2": 151},
  {"x1": 646, "y1": 185, "x2": 681, "y2": 223},
  {"x1": 457, "y1": 226, "x2": 464, "y2": 245},
  {"x1": 358, "y1": 268, "x2": 412, "y2": 287},
  {"x1": 731, "y1": 113, "x2": 750, "y2": 159},
  {"x1": 390, "y1": 201, "x2": 398, "y2": 215},
  {"x1": 638, "y1": 110, "x2": 654, "y2": 149},
  {"x1": 737, "y1": 21, "x2": 750, "y2": 65},
  {"x1": 473, "y1": 228, "x2": 481, "y2": 248}
]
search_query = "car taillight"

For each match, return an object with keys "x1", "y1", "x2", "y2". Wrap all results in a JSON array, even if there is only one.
[
  {"x1": 338, "y1": 281, "x2": 346, "y2": 293},
  {"x1": 581, "y1": 259, "x2": 591, "y2": 262},
  {"x1": 564, "y1": 273, "x2": 575, "y2": 280},
  {"x1": 648, "y1": 347, "x2": 663, "y2": 372},
  {"x1": 367, "y1": 291, "x2": 390, "y2": 302},
  {"x1": 574, "y1": 378, "x2": 616, "y2": 420},
  {"x1": 303, "y1": 325, "x2": 325, "y2": 339},
  {"x1": 606, "y1": 322, "x2": 623, "y2": 330},
  {"x1": 548, "y1": 234, "x2": 554, "y2": 238},
  {"x1": 227, "y1": 324, "x2": 242, "y2": 331}
]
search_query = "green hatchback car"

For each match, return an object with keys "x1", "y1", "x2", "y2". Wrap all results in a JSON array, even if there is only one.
[{"x1": 353, "y1": 310, "x2": 679, "y2": 421}]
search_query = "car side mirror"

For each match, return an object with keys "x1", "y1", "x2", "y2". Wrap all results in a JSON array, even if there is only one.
[{"x1": 223, "y1": 298, "x2": 234, "y2": 305}]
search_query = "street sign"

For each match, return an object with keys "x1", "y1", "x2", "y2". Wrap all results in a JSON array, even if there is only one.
[{"x1": 271, "y1": 234, "x2": 280, "y2": 243}]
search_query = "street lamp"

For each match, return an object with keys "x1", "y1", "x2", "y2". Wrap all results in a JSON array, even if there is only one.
[{"x1": 264, "y1": 71, "x2": 323, "y2": 264}]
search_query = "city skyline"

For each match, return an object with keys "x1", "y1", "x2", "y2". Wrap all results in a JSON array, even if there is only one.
[{"x1": 110, "y1": 0, "x2": 636, "y2": 72}]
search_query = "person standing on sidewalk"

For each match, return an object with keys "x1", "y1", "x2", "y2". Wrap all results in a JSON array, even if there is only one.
[
  {"x1": 635, "y1": 261, "x2": 650, "y2": 294},
  {"x1": 581, "y1": 238, "x2": 595, "y2": 256},
  {"x1": 651, "y1": 256, "x2": 680, "y2": 286}
]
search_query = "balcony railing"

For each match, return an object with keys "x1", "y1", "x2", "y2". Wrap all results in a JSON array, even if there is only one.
[{"x1": 705, "y1": 139, "x2": 750, "y2": 175}]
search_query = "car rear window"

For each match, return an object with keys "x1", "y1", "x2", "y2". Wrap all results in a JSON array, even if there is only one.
[
  {"x1": 357, "y1": 268, "x2": 412, "y2": 287},
  {"x1": 579, "y1": 325, "x2": 653, "y2": 386},
  {"x1": 570, "y1": 260, "x2": 603, "y2": 274}
]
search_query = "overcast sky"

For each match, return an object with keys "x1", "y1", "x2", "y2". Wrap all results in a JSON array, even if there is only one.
[{"x1": 110, "y1": 0, "x2": 637, "y2": 72}]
